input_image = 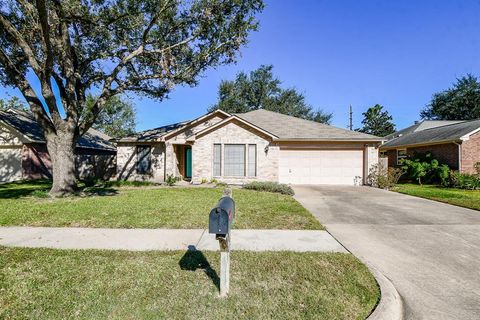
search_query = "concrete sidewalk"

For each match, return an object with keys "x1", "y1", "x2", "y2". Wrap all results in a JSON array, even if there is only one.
[{"x1": 0, "y1": 227, "x2": 347, "y2": 252}]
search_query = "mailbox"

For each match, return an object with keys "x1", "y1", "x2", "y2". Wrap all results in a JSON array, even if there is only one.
[{"x1": 209, "y1": 196, "x2": 235, "y2": 236}]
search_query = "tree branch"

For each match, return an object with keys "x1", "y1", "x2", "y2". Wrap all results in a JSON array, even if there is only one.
[{"x1": 0, "y1": 48, "x2": 55, "y2": 134}]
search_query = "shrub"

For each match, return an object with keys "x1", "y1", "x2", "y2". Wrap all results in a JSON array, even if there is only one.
[
  {"x1": 165, "y1": 175, "x2": 181, "y2": 186},
  {"x1": 243, "y1": 181, "x2": 294, "y2": 196},
  {"x1": 200, "y1": 178, "x2": 209, "y2": 184},
  {"x1": 475, "y1": 162, "x2": 480, "y2": 175},
  {"x1": 449, "y1": 171, "x2": 480, "y2": 190},
  {"x1": 367, "y1": 162, "x2": 404, "y2": 190},
  {"x1": 401, "y1": 152, "x2": 450, "y2": 185}
]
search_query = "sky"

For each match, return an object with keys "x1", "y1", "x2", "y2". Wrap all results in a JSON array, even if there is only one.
[{"x1": 2, "y1": 0, "x2": 480, "y2": 131}]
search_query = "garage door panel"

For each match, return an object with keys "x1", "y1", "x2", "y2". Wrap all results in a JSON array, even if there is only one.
[{"x1": 279, "y1": 149, "x2": 363, "y2": 185}]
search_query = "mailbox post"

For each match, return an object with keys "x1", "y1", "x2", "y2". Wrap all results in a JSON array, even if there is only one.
[{"x1": 208, "y1": 188, "x2": 235, "y2": 297}]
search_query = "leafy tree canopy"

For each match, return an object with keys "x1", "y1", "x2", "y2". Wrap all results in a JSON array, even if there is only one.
[
  {"x1": 208, "y1": 65, "x2": 333, "y2": 124},
  {"x1": 88, "y1": 95, "x2": 136, "y2": 139},
  {"x1": 421, "y1": 74, "x2": 480, "y2": 120},
  {"x1": 356, "y1": 104, "x2": 396, "y2": 137},
  {"x1": 0, "y1": 0, "x2": 263, "y2": 195},
  {"x1": 0, "y1": 96, "x2": 27, "y2": 111}
]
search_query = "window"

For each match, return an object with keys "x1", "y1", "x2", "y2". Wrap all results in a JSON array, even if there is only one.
[
  {"x1": 248, "y1": 144, "x2": 257, "y2": 176},
  {"x1": 396, "y1": 149, "x2": 407, "y2": 165},
  {"x1": 213, "y1": 144, "x2": 221, "y2": 176},
  {"x1": 136, "y1": 146, "x2": 151, "y2": 174},
  {"x1": 224, "y1": 144, "x2": 245, "y2": 176}
]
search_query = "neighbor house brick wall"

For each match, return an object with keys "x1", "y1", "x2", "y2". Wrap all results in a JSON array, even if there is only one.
[
  {"x1": 192, "y1": 120, "x2": 278, "y2": 184},
  {"x1": 22, "y1": 143, "x2": 52, "y2": 179},
  {"x1": 383, "y1": 143, "x2": 459, "y2": 170},
  {"x1": 461, "y1": 131, "x2": 480, "y2": 174},
  {"x1": 116, "y1": 142, "x2": 165, "y2": 182}
]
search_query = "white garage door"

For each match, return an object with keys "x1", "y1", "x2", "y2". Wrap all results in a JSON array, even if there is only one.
[
  {"x1": 0, "y1": 147, "x2": 23, "y2": 182},
  {"x1": 279, "y1": 149, "x2": 364, "y2": 185}
]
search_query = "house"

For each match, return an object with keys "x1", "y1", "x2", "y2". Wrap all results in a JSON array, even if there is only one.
[
  {"x1": 115, "y1": 109, "x2": 383, "y2": 185},
  {"x1": 0, "y1": 109, "x2": 116, "y2": 182},
  {"x1": 380, "y1": 119, "x2": 480, "y2": 173}
]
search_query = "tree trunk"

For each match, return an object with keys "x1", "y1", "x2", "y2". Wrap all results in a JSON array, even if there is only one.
[{"x1": 46, "y1": 131, "x2": 78, "y2": 197}]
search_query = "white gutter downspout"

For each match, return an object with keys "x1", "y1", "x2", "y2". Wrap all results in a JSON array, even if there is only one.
[{"x1": 453, "y1": 141, "x2": 462, "y2": 172}]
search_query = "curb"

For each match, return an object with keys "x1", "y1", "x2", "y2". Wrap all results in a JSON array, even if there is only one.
[{"x1": 367, "y1": 264, "x2": 404, "y2": 320}]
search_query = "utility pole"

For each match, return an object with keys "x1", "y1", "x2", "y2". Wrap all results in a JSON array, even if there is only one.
[{"x1": 348, "y1": 105, "x2": 353, "y2": 130}]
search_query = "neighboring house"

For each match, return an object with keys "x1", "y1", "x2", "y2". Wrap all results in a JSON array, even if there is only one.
[
  {"x1": 115, "y1": 109, "x2": 382, "y2": 185},
  {"x1": 0, "y1": 109, "x2": 116, "y2": 182},
  {"x1": 380, "y1": 119, "x2": 480, "y2": 174}
]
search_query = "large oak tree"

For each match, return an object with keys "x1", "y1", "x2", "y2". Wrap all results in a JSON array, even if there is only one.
[{"x1": 0, "y1": 0, "x2": 263, "y2": 196}]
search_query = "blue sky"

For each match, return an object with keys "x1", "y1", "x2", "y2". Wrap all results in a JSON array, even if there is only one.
[{"x1": 2, "y1": 0, "x2": 480, "y2": 131}]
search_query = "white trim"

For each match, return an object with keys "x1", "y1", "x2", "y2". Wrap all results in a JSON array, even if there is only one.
[
  {"x1": 161, "y1": 109, "x2": 231, "y2": 141},
  {"x1": 460, "y1": 127, "x2": 480, "y2": 141},
  {"x1": 396, "y1": 148, "x2": 407, "y2": 165}
]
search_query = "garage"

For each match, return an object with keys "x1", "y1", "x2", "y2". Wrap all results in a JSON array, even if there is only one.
[{"x1": 279, "y1": 149, "x2": 364, "y2": 185}]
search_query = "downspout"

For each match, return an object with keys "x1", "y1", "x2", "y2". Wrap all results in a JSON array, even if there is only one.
[{"x1": 453, "y1": 141, "x2": 462, "y2": 172}]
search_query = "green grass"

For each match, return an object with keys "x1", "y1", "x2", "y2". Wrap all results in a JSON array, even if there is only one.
[
  {"x1": 0, "y1": 247, "x2": 379, "y2": 319},
  {"x1": 0, "y1": 181, "x2": 322, "y2": 229},
  {"x1": 393, "y1": 183, "x2": 480, "y2": 211}
]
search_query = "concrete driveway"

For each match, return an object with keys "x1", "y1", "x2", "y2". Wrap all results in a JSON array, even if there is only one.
[{"x1": 294, "y1": 185, "x2": 480, "y2": 320}]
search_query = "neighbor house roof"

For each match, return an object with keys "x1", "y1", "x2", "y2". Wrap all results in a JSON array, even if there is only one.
[
  {"x1": 236, "y1": 109, "x2": 383, "y2": 141},
  {"x1": 381, "y1": 119, "x2": 480, "y2": 149},
  {"x1": 384, "y1": 120, "x2": 465, "y2": 140},
  {"x1": 0, "y1": 109, "x2": 116, "y2": 151}
]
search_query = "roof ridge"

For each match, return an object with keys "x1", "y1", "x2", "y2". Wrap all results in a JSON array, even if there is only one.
[{"x1": 416, "y1": 119, "x2": 475, "y2": 132}]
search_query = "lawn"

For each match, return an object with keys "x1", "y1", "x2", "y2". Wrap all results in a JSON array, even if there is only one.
[
  {"x1": 0, "y1": 247, "x2": 379, "y2": 319},
  {"x1": 0, "y1": 181, "x2": 322, "y2": 229},
  {"x1": 394, "y1": 183, "x2": 480, "y2": 211}
]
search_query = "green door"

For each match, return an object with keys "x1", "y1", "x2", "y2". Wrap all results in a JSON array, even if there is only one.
[{"x1": 185, "y1": 148, "x2": 192, "y2": 178}]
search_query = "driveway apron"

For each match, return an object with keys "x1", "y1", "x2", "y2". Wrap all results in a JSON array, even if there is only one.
[{"x1": 294, "y1": 185, "x2": 480, "y2": 320}]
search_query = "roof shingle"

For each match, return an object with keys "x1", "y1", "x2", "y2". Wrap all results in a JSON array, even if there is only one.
[
  {"x1": 236, "y1": 109, "x2": 382, "y2": 141},
  {"x1": 0, "y1": 109, "x2": 115, "y2": 151}
]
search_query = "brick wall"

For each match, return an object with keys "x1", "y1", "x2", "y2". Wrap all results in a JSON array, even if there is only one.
[
  {"x1": 461, "y1": 131, "x2": 480, "y2": 174},
  {"x1": 192, "y1": 120, "x2": 278, "y2": 184},
  {"x1": 384, "y1": 143, "x2": 459, "y2": 170},
  {"x1": 116, "y1": 142, "x2": 165, "y2": 182}
]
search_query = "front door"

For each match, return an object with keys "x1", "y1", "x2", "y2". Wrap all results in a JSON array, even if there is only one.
[{"x1": 185, "y1": 148, "x2": 192, "y2": 179}]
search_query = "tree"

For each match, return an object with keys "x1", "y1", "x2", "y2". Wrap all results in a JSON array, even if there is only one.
[
  {"x1": 88, "y1": 95, "x2": 136, "y2": 139},
  {"x1": 208, "y1": 65, "x2": 333, "y2": 124},
  {"x1": 421, "y1": 74, "x2": 480, "y2": 120},
  {"x1": 356, "y1": 104, "x2": 396, "y2": 136},
  {"x1": 0, "y1": 96, "x2": 27, "y2": 110},
  {"x1": 0, "y1": 0, "x2": 263, "y2": 196}
]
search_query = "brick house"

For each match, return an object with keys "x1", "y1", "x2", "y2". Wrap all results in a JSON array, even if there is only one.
[
  {"x1": 115, "y1": 109, "x2": 383, "y2": 185},
  {"x1": 0, "y1": 109, "x2": 116, "y2": 182},
  {"x1": 380, "y1": 119, "x2": 480, "y2": 174}
]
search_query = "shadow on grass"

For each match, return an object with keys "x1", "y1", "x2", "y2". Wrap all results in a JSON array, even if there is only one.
[
  {"x1": 0, "y1": 180, "x2": 119, "y2": 199},
  {"x1": 179, "y1": 245, "x2": 220, "y2": 291}
]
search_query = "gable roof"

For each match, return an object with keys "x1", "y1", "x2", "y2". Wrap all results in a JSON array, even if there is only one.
[
  {"x1": 384, "y1": 120, "x2": 465, "y2": 140},
  {"x1": 381, "y1": 119, "x2": 480, "y2": 149},
  {"x1": 188, "y1": 114, "x2": 279, "y2": 141},
  {"x1": 116, "y1": 109, "x2": 230, "y2": 142},
  {"x1": 236, "y1": 109, "x2": 382, "y2": 141},
  {"x1": 0, "y1": 109, "x2": 116, "y2": 151}
]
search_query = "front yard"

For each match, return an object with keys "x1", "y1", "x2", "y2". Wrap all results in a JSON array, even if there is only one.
[
  {"x1": 0, "y1": 247, "x2": 379, "y2": 319},
  {"x1": 394, "y1": 184, "x2": 480, "y2": 211},
  {"x1": 0, "y1": 181, "x2": 322, "y2": 229}
]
